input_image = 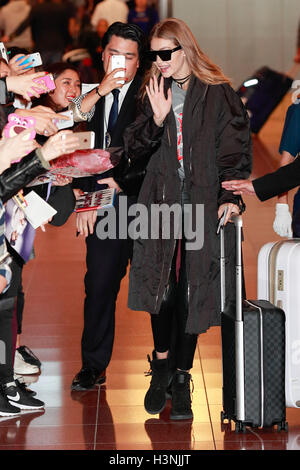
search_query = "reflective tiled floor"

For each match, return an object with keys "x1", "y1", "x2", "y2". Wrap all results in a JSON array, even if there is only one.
[{"x1": 1, "y1": 93, "x2": 300, "y2": 451}]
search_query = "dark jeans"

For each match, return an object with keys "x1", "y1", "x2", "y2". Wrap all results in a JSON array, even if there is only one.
[{"x1": 151, "y1": 239, "x2": 198, "y2": 371}]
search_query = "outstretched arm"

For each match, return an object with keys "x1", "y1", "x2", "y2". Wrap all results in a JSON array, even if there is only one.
[{"x1": 222, "y1": 154, "x2": 300, "y2": 201}]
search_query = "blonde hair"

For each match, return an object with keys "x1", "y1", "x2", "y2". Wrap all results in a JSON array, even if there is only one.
[{"x1": 142, "y1": 18, "x2": 231, "y2": 96}]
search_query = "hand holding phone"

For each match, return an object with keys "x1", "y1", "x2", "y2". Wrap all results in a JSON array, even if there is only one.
[
  {"x1": 18, "y1": 52, "x2": 42, "y2": 69},
  {"x1": 6, "y1": 72, "x2": 54, "y2": 101},
  {"x1": 40, "y1": 130, "x2": 80, "y2": 162},
  {"x1": 27, "y1": 73, "x2": 56, "y2": 97},
  {"x1": 75, "y1": 131, "x2": 95, "y2": 150},
  {"x1": 53, "y1": 110, "x2": 74, "y2": 130},
  {"x1": 9, "y1": 53, "x2": 42, "y2": 76}
]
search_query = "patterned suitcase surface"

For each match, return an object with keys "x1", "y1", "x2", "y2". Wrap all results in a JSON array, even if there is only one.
[
  {"x1": 258, "y1": 240, "x2": 300, "y2": 408},
  {"x1": 220, "y1": 216, "x2": 287, "y2": 432},
  {"x1": 222, "y1": 300, "x2": 287, "y2": 431}
]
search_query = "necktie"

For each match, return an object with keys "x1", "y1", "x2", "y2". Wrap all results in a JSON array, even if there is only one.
[{"x1": 107, "y1": 88, "x2": 120, "y2": 136}]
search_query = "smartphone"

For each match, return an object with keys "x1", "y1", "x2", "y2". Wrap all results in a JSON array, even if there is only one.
[
  {"x1": 28, "y1": 73, "x2": 56, "y2": 97},
  {"x1": 19, "y1": 52, "x2": 43, "y2": 69},
  {"x1": 75, "y1": 131, "x2": 95, "y2": 150},
  {"x1": 111, "y1": 55, "x2": 125, "y2": 84},
  {"x1": 53, "y1": 110, "x2": 74, "y2": 130},
  {"x1": 0, "y1": 42, "x2": 8, "y2": 63}
]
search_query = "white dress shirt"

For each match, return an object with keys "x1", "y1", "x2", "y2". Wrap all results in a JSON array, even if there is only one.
[{"x1": 103, "y1": 79, "x2": 132, "y2": 148}]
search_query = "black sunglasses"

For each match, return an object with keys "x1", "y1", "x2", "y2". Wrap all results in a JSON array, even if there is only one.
[{"x1": 147, "y1": 45, "x2": 182, "y2": 62}]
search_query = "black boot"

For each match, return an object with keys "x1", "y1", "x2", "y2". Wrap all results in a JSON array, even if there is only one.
[
  {"x1": 170, "y1": 370, "x2": 193, "y2": 420},
  {"x1": 144, "y1": 352, "x2": 171, "y2": 415}
]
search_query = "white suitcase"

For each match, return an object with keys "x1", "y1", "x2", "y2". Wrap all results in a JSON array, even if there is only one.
[{"x1": 257, "y1": 240, "x2": 300, "y2": 408}]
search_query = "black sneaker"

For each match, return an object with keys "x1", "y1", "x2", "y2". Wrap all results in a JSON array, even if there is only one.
[
  {"x1": 15, "y1": 379, "x2": 37, "y2": 397},
  {"x1": 0, "y1": 387, "x2": 21, "y2": 417},
  {"x1": 17, "y1": 346, "x2": 42, "y2": 368},
  {"x1": 3, "y1": 381, "x2": 45, "y2": 410}
]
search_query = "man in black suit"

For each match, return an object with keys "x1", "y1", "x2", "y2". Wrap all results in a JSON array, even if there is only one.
[{"x1": 71, "y1": 22, "x2": 147, "y2": 391}]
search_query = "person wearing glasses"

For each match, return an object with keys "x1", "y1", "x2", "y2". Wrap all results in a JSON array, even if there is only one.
[{"x1": 123, "y1": 18, "x2": 252, "y2": 420}]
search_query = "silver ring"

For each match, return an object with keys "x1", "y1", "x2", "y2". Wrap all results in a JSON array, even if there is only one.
[{"x1": 44, "y1": 130, "x2": 48, "y2": 136}]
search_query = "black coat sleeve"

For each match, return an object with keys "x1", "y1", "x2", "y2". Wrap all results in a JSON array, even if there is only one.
[
  {"x1": 114, "y1": 97, "x2": 164, "y2": 196},
  {"x1": 253, "y1": 156, "x2": 300, "y2": 201},
  {"x1": 0, "y1": 149, "x2": 49, "y2": 203},
  {"x1": 216, "y1": 84, "x2": 253, "y2": 209}
]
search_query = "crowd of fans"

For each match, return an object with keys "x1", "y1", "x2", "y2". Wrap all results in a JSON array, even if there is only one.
[
  {"x1": 0, "y1": 0, "x2": 159, "y2": 77},
  {"x1": 0, "y1": 0, "x2": 160, "y2": 417}
]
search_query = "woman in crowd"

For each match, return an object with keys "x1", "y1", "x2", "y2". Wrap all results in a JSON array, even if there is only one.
[
  {"x1": 9, "y1": 62, "x2": 83, "y2": 376},
  {"x1": 124, "y1": 18, "x2": 252, "y2": 420},
  {"x1": 0, "y1": 124, "x2": 80, "y2": 416}
]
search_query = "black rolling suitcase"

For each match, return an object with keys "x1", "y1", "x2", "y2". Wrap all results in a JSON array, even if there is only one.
[
  {"x1": 219, "y1": 214, "x2": 288, "y2": 433},
  {"x1": 236, "y1": 66, "x2": 293, "y2": 134}
]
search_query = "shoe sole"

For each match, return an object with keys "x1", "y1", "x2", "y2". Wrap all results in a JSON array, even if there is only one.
[
  {"x1": 144, "y1": 394, "x2": 170, "y2": 415},
  {"x1": 13, "y1": 367, "x2": 40, "y2": 375},
  {"x1": 170, "y1": 413, "x2": 193, "y2": 420},
  {"x1": 8, "y1": 401, "x2": 44, "y2": 410},
  {"x1": 0, "y1": 410, "x2": 20, "y2": 417},
  {"x1": 70, "y1": 376, "x2": 106, "y2": 391}
]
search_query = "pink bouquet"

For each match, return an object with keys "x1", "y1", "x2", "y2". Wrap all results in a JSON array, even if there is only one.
[{"x1": 49, "y1": 148, "x2": 122, "y2": 177}]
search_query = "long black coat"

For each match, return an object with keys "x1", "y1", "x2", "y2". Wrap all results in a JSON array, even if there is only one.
[{"x1": 125, "y1": 76, "x2": 252, "y2": 334}]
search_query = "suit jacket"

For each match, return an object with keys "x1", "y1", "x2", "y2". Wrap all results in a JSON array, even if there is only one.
[
  {"x1": 74, "y1": 74, "x2": 143, "y2": 195},
  {"x1": 253, "y1": 156, "x2": 300, "y2": 201}
]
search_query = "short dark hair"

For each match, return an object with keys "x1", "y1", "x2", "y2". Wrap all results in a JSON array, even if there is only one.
[{"x1": 101, "y1": 22, "x2": 147, "y2": 60}]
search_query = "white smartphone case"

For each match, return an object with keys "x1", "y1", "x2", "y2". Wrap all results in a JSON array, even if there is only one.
[
  {"x1": 54, "y1": 110, "x2": 74, "y2": 130},
  {"x1": 111, "y1": 55, "x2": 125, "y2": 84}
]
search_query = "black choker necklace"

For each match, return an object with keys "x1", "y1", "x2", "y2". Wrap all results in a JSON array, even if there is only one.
[{"x1": 173, "y1": 73, "x2": 192, "y2": 88}]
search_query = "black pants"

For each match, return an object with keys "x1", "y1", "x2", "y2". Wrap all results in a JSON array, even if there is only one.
[
  {"x1": 0, "y1": 297, "x2": 16, "y2": 384},
  {"x1": 0, "y1": 249, "x2": 24, "y2": 384},
  {"x1": 81, "y1": 194, "x2": 134, "y2": 371},
  {"x1": 151, "y1": 239, "x2": 198, "y2": 371},
  {"x1": 3, "y1": 248, "x2": 24, "y2": 335}
]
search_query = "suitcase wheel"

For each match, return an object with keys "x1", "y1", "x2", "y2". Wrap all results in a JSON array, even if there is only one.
[
  {"x1": 277, "y1": 421, "x2": 288, "y2": 432},
  {"x1": 235, "y1": 421, "x2": 247, "y2": 433},
  {"x1": 220, "y1": 411, "x2": 228, "y2": 424},
  {"x1": 220, "y1": 411, "x2": 232, "y2": 431}
]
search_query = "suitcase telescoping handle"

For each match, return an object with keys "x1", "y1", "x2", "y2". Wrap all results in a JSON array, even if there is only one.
[
  {"x1": 219, "y1": 212, "x2": 243, "y2": 321},
  {"x1": 219, "y1": 212, "x2": 246, "y2": 422}
]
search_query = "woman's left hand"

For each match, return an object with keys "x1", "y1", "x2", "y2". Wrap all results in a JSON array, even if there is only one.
[
  {"x1": 146, "y1": 76, "x2": 172, "y2": 127},
  {"x1": 218, "y1": 203, "x2": 240, "y2": 225}
]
